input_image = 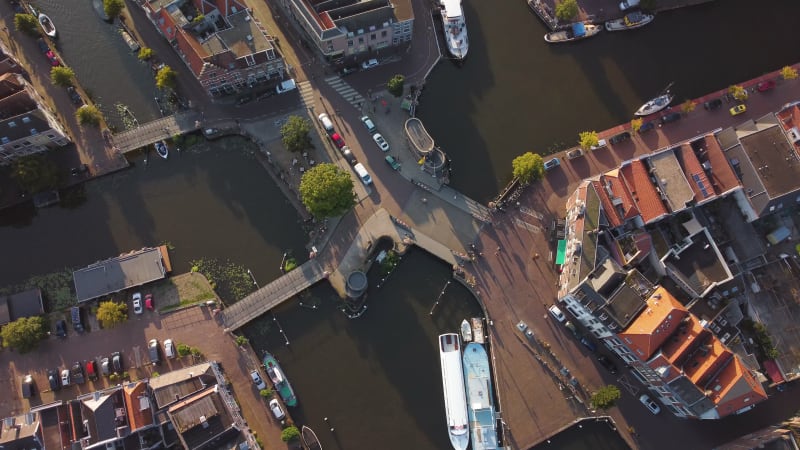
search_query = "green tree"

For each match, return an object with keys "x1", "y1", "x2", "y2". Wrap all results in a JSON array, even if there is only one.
[
  {"x1": 138, "y1": 47, "x2": 154, "y2": 61},
  {"x1": 728, "y1": 85, "x2": 748, "y2": 102},
  {"x1": 177, "y1": 343, "x2": 191, "y2": 356},
  {"x1": 103, "y1": 0, "x2": 125, "y2": 21},
  {"x1": 579, "y1": 131, "x2": 599, "y2": 150},
  {"x1": 76, "y1": 104, "x2": 103, "y2": 126},
  {"x1": 387, "y1": 75, "x2": 405, "y2": 97},
  {"x1": 235, "y1": 335, "x2": 248, "y2": 346},
  {"x1": 50, "y1": 66, "x2": 75, "y2": 87},
  {"x1": 96, "y1": 300, "x2": 128, "y2": 328},
  {"x1": 299, "y1": 163, "x2": 356, "y2": 218},
  {"x1": 259, "y1": 388, "x2": 274, "y2": 398},
  {"x1": 0, "y1": 316, "x2": 47, "y2": 353},
  {"x1": 681, "y1": 99, "x2": 696, "y2": 114},
  {"x1": 280, "y1": 115, "x2": 312, "y2": 153},
  {"x1": 14, "y1": 14, "x2": 39, "y2": 36},
  {"x1": 511, "y1": 152, "x2": 544, "y2": 184},
  {"x1": 156, "y1": 65, "x2": 177, "y2": 90},
  {"x1": 781, "y1": 66, "x2": 798, "y2": 81},
  {"x1": 630, "y1": 118, "x2": 643, "y2": 134},
  {"x1": 555, "y1": 0, "x2": 579, "y2": 21},
  {"x1": 591, "y1": 385, "x2": 622, "y2": 410},
  {"x1": 11, "y1": 155, "x2": 60, "y2": 193},
  {"x1": 281, "y1": 426, "x2": 301, "y2": 442}
]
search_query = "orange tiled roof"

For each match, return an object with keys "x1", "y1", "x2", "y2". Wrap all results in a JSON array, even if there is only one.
[
  {"x1": 702, "y1": 135, "x2": 740, "y2": 194},
  {"x1": 777, "y1": 105, "x2": 800, "y2": 132},
  {"x1": 678, "y1": 144, "x2": 714, "y2": 202},
  {"x1": 591, "y1": 180, "x2": 621, "y2": 228},
  {"x1": 710, "y1": 356, "x2": 768, "y2": 417},
  {"x1": 124, "y1": 382, "x2": 154, "y2": 432},
  {"x1": 620, "y1": 160, "x2": 668, "y2": 224},
  {"x1": 617, "y1": 287, "x2": 688, "y2": 359}
]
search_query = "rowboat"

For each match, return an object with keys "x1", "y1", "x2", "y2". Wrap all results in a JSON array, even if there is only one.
[
  {"x1": 544, "y1": 22, "x2": 602, "y2": 43},
  {"x1": 301, "y1": 425, "x2": 322, "y2": 450},
  {"x1": 154, "y1": 140, "x2": 168, "y2": 159},
  {"x1": 460, "y1": 319, "x2": 473, "y2": 342},
  {"x1": 38, "y1": 13, "x2": 57, "y2": 38}
]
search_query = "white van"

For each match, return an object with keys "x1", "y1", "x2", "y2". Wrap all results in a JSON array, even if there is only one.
[
  {"x1": 318, "y1": 113, "x2": 334, "y2": 134},
  {"x1": 275, "y1": 79, "x2": 297, "y2": 94},
  {"x1": 353, "y1": 163, "x2": 372, "y2": 185}
]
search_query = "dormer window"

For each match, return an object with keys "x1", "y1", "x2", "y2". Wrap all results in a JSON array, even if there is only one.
[
  {"x1": 8, "y1": 121, "x2": 16, "y2": 128},
  {"x1": 22, "y1": 116, "x2": 31, "y2": 123}
]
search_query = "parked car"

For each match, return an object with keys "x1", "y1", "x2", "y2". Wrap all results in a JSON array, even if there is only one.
[
  {"x1": 566, "y1": 148, "x2": 584, "y2": 160},
  {"x1": 353, "y1": 163, "x2": 373, "y2": 186},
  {"x1": 341, "y1": 147, "x2": 358, "y2": 166},
  {"x1": 385, "y1": 155, "x2": 401, "y2": 171},
  {"x1": 164, "y1": 339, "x2": 175, "y2": 359},
  {"x1": 360, "y1": 116, "x2": 377, "y2": 133},
  {"x1": 564, "y1": 321, "x2": 578, "y2": 337},
  {"x1": 638, "y1": 121, "x2": 655, "y2": 133},
  {"x1": 269, "y1": 399, "x2": 286, "y2": 420},
  {"x1": 66, "y1": 86, "x2": 83, "y2": 105},
  {"x1": 71, "y1": 306, "x2": 84, "y2": 333},
  {"x1": 100, "y1": 357, "x2": 111, "y2": 376},
  {"x1": 275, "y1": 79, "x2": 297, "y2": 94},
  {"x1": 548, "y1": 305, "x2": 566, "y2": 322},
  {"x1": 339, "y1": 66, "x2": 358, "y2": 77},
  {"x1": 86, "y1": 360, "x2": 98, "y2": 381},
  {"x1": 660, "y1": 112, "x2": 682, "y2": 125},
  {"x1": 703, "y1": 98, "x2": 723, "y2": 110},
  {"x1": 236, "y1": 95, "x2": 253, "y2": 105},
  {"x1": 55, "y1": 319, "x2": 67, "y2": 338},
  {"x1": 619, "y1": 0, "x2": 639, "y2": 10},
  {"x1": 639, "y1": 394, "x2": 661, "y2": 414},
  {"x1": 48, "y1": 369, "x2": 61, "y2": 391},
  {"x1": 250, "y1": 370, "x2": 267, "y2": 390},
  {"x1": 544, "y1": 158, "x2": 561, "y2": 171},
  {"x1": 148, "y1": 339, "x2": 160, "y2": 365},
  {"x1": 730, "y1": 104, "x2": 747, "y2": 116},
  {"x1": 372, "y1": 133, "x2": 390, "y2": 151},
  {"x1": 596, "y1": 355, "x2": 618, "y2": 374},
  {"x1": 330, "y1": 132, "x2": 346, "y2": 149},
  {"x1": 516, "y1": 321, "x2": 528, "y2": 332},
  {"x1": 145, "y1": 294, "x2": 154, "y2": 310},
  {"x1": 61, "y1": 369, "x2": 70, "y2": 387},
  {"x1": 590, "y1": 139, "x2": 607, "y2": 151},
  {"x1": 757, "y1": 80, "x2": 775, "y2": 92},
  {"x1": 71, "y1": 362, "x2": 85, "y2": 384},
  {"x1": 361, "y1": 58, "x2": 379, "y2": 70},
  {"x1": 111, "y1": 352, "x2": 123, "y2": 373},
  {"x1": 132, "y1": 292, "x2": 143, "y2": 315},
  {"x1": 21, "y1": 374, "x2": 35, "y2": 398},
  {"x1": 36, "y1": 38, "x2": 49, "y2": 53},
  {"x1": 580, "y1": 336, "x2": 598, "y2": 353},
  {"x1": 609, "y1": 131, "x2": 631, "y2": 144},
  {"x1": 46, "y1": 50, "x2": 60, "y2": 66}
]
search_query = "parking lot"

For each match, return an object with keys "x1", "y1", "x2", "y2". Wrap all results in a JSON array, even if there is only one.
[{"x1": 0, "y1": 276, "x2": 287, "y2": 449}]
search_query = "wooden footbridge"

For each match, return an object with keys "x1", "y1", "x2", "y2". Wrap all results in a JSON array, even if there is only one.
[
  {"x1": 112, "y1": 111, "x2": 202, "y2": 154},
  {"x1": 221, "y1": 259, "x2": 326, "y2": 331}
]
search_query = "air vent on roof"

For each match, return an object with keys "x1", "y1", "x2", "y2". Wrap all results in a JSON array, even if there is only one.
[
  {"x1": 788, "y1": 127, "x2": 800, "y2": 145},
  {"x1": 245, "y1": 15, "x2": 251, "y2": 21},
  {"x1": 200, "y1": 415, "x2": 209, "y2": 428},
  {"x1": 247, "y1": 35, "x2": 253, "y2": 41}
]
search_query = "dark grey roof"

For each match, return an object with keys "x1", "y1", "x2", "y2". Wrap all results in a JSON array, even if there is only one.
[
  {"x1": 0, "y1": 288, "x2": 44, "y2": 325},
  {"x1": 663, "y1": 229, "x2": 732, "y2": 298},
  {"x1": 73, "y1": 248, "x2": 166, "y2": 302},
  {"x1": 81, "y1": 390, "x2": 126, "y2": 442},
  {"x1": 0, "y1": 109, "x2": 51, "y2": 145},
  {"x1": 168, "y1": 389, "x2": 238, "y2": 450},
  {"x1": 668, "y1": 375, "x2": 713, "y2": 413}
]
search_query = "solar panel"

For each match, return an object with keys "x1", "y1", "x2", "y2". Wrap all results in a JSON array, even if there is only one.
[{"x1": 692, "y1": 174, "x2": 710, "y2": 198}]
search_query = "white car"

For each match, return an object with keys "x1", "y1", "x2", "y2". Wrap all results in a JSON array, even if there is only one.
[
  {"x1": 163, "y1": 339, "x2": 175, "y2": 359},
  {"x1": 132, "y1": 293, "x2": 143, "y2": 315},
  {"x1": 639, "y1": 394, "x2": 661, "y2": 414},
  {"x1": 361, "y1": 58, "x2": 379, "y2": 70},
  {"x1": 372, "y1": 133, "x2": 390, "y2": 152},
  {"x1": 61, "y1": 369, "x2": 70, "y2": 386},
  {"x1": 269, "y1": 399, "x2": 286, "y2": 420},
  {"x1": 548, "y1": 305, "x2": 566, "y2": 322},
  {"x1": 250, "y1": 370, "x2": 267, "y2": 390},
  {"x1": 619, "y1": 0, "x2": 640, "y2": 10},
  {"x1": 360, "y1": 116, "x2": 377, "y2": 133}
]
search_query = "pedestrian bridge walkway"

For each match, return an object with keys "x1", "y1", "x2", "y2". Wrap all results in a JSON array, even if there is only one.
[
  {"x1": 112, "y1": 111, "x2": 202, "y2": 154},
  {"x1": 221, "y1": 259, "x2": 325, "y2": 331}
]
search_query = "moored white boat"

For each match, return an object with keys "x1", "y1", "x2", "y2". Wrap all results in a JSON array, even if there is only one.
[
  {"x1": 154, "y1": 140, "x2": 168, "y2": 159},
  {"x1": 544, "y1": 22, "x2": 602, "y2": 43},
  {"x1": 301, "y1": 425, "x2": 322, "y2": 450},
  {"x1": 38, "y1": 13, "x2": 57, "y2": 38},
  {"x1": 461, "y1": 319, "x2": 473, "y2": 342},
  {"x1": 604, "y1": 12, "x2": 654, "y2": 32},
  {"x1": 471, "y1": 317, "x2": 485, "y2": 344},
  {"x1": 439, "y1": 0, "x2": 468, "y2": 60},
  {"x1": 635, "y1": 92, "x2": 674, "y2": 116},
  {"x1": 439, "y1": 333, "x2": 469, "y2": 450}
]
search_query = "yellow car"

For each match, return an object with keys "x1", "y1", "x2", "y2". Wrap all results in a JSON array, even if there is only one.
[{"x1": 730, "y1": 104, "x2": 747, "y2": 116}]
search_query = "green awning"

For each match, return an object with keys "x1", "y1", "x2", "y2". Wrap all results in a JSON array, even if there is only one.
[{"x1": 555, "y1": 240, "x2": 567, "y2": 265}]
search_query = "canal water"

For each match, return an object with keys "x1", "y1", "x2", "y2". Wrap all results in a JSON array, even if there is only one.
[{"x1": 418, "y1": 0, "x2": 800, "y2": 202}]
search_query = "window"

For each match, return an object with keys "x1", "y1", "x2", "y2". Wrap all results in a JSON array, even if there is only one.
[
  {"x1": 22, "y1": 116, "x2": 30, "y2": 123},
  {"x1": 30, "y1": 129, "x2": 38, "y2": 135},
  {"x1": 1, "y1": 137, "x2": 9, "y2": 144},
  {"x1": 245, "y1": 55, "x2": 256, "y2": 66},
  {"x1": 8, "y1": 121, "x2": 16, "y2": 128},
  {"x1": 348, "y1": 40, "x2": 353, "y2": 47},
  {"x1": 370, "y1": 33, "x2": 375, "y2": 41},
  {"x1": 381, "y1": 30, "x2": 387, "y2": 38},
  {"x1": 358, "y1": 37, "x2": 364, "y2": 44},
  {"x1": 47, "y1": 134, "x2": 55, "y2": 138}
]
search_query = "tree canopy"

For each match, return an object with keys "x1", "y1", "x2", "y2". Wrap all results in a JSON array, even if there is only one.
[
  {"x1": 781, "y1": 66, "x2": 798, "y2": 81},
  {"x1": 96, "y1": 300, "x2": 128, "y2": 328},
  {"x1": 591, "y1": 385, "x2": 621, "y2": 410},
  {"x1": 728, "y1": 85, "x2": 748, "y2": 102},
  {"x1": 579, "y1": 130, "x2": 599, "y2": 149},
  {"x1": 104, "y1": 0, "x2": 125, "y2": 20},
  {"x1": 681, "y1": 99, "x2": 696, "y2": 114},
  {"x1": 12, "y1": 154, "x2": 60, "y2": 193},
  {"x1": 138, "y1": 47, "x2": 154, "y2": 61},
  {"x1": 0, "y1": 316, "x2": 47, "y2": 353},
  {"x1": 630, "y1": 118, "x2": 643, "y2": 134},
  {"x1": 14, "y1": 14, "x2": 39, "y2": 36},
  {"x1": 511, "y1": 152, "x2": 544, "y2": 184},
  {"x1": 76, "y1": 104, "x2": 102, "y2": 126},
  {"x1": 387, "y1": 75, "x2": 405, "y2": 97},
  {"x1": 51, "y1": 66, "x2": 75, "y2": 87},
  {"x1": 555, "y1": 0, "x2": 579, "y2": 21},
  {"x1": 280, "y1": 115, "x2": 312, "y2": 153},
  {"x1": 156, "y1": 65, "x2": 177, "y2": 90},
  {"x1": 281, "y1": 426, "x2": 301, "y2": 442},
  {"x1": 299, "y1": 163, "x2": 356, "y2": 218}
]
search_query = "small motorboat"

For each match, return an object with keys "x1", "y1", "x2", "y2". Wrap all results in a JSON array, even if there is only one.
[
  {"x1": 604, "y1": 12, "x2": 654, "y2": 32},
  {"x1": 38, "y1": 13, "x2": 57, "y2": 39},
  {"x1": 154, "y1": 140, "x2": 168, "y2": 159},
  {"x1": 544, "y1": 22, "x2": 602, "y2": 43},
  {"x1": 301, "y1": 425, "x2": 322, "y2": 450},
  {"x1": 461, "y1": 319, "x2": 473, "y2": 343},
  {"x1": 635, "y1": 83, "x2": 675, "y2": 116}
]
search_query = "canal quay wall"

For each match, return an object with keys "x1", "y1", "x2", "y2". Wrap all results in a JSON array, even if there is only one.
[{"x1": 531, "y1": 0, "x2": 717, "y2": 30}]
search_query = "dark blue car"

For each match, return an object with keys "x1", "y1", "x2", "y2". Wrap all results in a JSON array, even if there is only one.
[{"x1": 638, "y1": 121, "x2": 655, "y2": 133}]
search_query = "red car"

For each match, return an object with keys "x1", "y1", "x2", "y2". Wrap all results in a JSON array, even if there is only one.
[
  {"x1": 46, "y1": 50, "x2": 60, "y2": 66},
  {"x1": 145, "y1": 294, "x2": 154, "y2": 310},
  {"x1": 330, "y1": 132, "x2": 346, "y2": 149},
  {"x1": 756, "y1": 80, "x2": 775, "y2": 92}
]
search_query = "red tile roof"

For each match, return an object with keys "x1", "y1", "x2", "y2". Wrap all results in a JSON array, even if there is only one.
[
  {"x1": 124, "y1": 382, "x2": 154, "y2": 432},
  {"x1": 711, "y1": 356, "x2": 768, "y2": 417},
  {"x1": 620, "y1": 160, "x2": 668, "y2": 224},
  {"x1": 591, "y1": 180, "x2": 621, "y2": 228},
  {"x1": 618, "y1": 287, "x2": 688, "y2": 359},
  {"x1": 678, "y1": 144, "x2": 714, "y2": 203},
  {"x1": 701, "y1": 135, "x2": 740, "y2": 194}
]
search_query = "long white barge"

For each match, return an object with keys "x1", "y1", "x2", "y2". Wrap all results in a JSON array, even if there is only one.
[{"x1": 439, "y1": 333, "x2": 469, "y2": 450}]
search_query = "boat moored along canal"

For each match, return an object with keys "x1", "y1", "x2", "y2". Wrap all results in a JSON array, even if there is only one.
[
  {"x1": 463, "y1": 342, "x2": 498, "y2": 450},
  {"x1": 264, "y1": 352, "x2": 298, "y2": 407},
  {"x1": 439, "y1": 333, "x2": 469, "y2": 450},
  {"x1": 544, "y1": 22, "x2": 601, "y2": 43},
  {"x1": 461, "y1": 319, "x2": 473, "y2": 342},
  {"x1": 604, "y1": 12, "x2": 654, "y2": 32},
  {"x1": 471, "y1": 317, "x2": 485, "y2": 344},
  {"x1": 301, "y1": 425, "x2": 322, "y2": 450}
]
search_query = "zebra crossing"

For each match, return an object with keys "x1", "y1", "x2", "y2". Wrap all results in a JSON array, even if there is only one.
[
  {"x1": 297, "y1": 80, "x2": 315, "y2": 106},
  {"x1": 513, "y1": 217, "x2": 542, "y2": 233},
  {"x1": 324, "y1": 76, "x2": 367, "y2": 109}
]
